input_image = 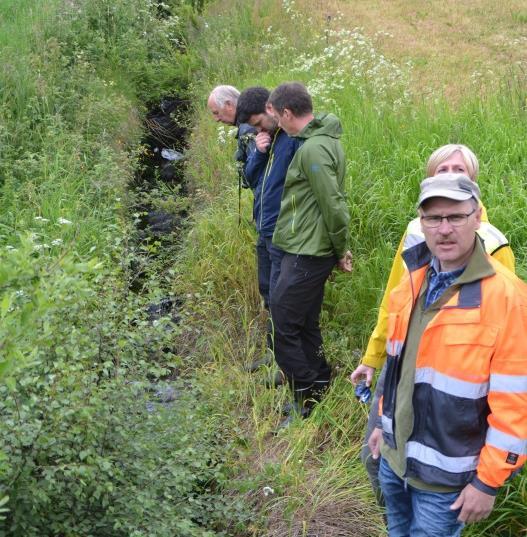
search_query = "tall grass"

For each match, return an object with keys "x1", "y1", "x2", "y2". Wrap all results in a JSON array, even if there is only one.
[
  {"x1": 179, "y1": 1, "x2": 527, "y2": 535},
  {"x1": 0, "y1": 1, "x2": 258, "y2": 535}
]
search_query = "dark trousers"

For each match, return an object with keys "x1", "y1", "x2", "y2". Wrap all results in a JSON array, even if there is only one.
[
  {"x1": 256, "y1": 234, "x2": 285, "y2": 309},
  {"x1": 270, "y1": 253, "x2": 336, "y2": 390},
  {"x1": 256, "y1": 235, "x2": 285, "y2": 350}
]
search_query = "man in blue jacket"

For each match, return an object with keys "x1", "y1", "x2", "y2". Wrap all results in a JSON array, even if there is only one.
[{"x1": 237, "y1": 87, "x2": 301, "y2": 376}]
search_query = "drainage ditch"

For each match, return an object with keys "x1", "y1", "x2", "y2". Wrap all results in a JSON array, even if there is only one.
[{"x1": 129, "y1": 94, "x2": 191, "y2": 398}]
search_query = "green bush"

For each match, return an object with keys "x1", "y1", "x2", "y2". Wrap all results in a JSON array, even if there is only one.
[{"x1": 0, "y1": 0, "x2": 254, "y2": 535}]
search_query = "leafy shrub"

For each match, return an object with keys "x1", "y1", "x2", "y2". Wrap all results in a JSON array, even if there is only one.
[
  {"x1": 0, "y1": 0, "x2": 253, "y2": 535},
  {"x1": 0, "y1": 233, "x2": 250, "y2": 536}
]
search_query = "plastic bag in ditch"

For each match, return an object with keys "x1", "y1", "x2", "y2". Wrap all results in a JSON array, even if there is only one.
[{"x1": 161, "y1": 148, "x2": 185, "y2": 161}]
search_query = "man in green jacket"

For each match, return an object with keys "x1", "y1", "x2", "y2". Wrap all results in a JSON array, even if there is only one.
[{"x1": 267, "y1": 82, "x2": 352, "y2": 424}]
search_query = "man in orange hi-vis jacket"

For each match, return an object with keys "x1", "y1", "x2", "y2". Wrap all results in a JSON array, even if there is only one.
[{"x1": 367, "y1": 173, "x2": 527, "y2": 536}]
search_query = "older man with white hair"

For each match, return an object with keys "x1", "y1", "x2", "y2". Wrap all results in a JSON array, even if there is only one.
[{"x1": 207, "y1": 85, "x2": 256, "y2": 190}]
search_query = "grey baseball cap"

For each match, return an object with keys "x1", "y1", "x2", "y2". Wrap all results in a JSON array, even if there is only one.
[{"x1": 418, "y1": 173, "x2": 481, "y2": 207}]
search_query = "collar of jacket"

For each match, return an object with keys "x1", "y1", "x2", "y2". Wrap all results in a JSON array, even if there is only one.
[
  {"x1": 402, "y1": 236, "x2": 496, "y2": 308},
  {"x1": 295, "y1": 112, "x2": 343, "y2": 140}
]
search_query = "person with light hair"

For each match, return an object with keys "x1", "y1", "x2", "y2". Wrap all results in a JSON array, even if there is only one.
[
  {"x1": 207, "y1": 85, "x2": 240, "y2": 125},
  {"x1": 207, "y1": 84, "x2": 257, "y2": 191},
  {"x1": 426, "y1": 144, "x2": 479, "y2": 180},
  {"x1": 350, "y1": 144, "x2": 515, "y2": 504}
]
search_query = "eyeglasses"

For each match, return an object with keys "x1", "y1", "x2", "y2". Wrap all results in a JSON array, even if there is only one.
[{"x1": 420, "y1": 208, "x2": 476, "y2": 228}]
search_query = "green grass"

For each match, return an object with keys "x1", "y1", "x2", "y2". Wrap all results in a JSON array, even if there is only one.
[
  {"x1": 176, "y1": 1, "x2": 527, "y2": 535},
  {"x1": 0, "y1": 1, "x2": 256, "y2": 535}
]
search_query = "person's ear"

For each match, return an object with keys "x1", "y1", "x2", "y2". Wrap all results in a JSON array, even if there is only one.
[
  {"x1": 418, "y1": 209, "x2": 425, "y2": 233},
  {"x1": 474, "y1": 206, "x2": 482, "y2": 230}
]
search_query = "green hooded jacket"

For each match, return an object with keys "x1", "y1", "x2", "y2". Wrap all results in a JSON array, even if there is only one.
[{"x1": 272, "y1": 113, "x2": 349, "y2": 258}]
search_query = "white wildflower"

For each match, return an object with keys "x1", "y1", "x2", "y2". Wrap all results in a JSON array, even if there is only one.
[
  {"x1": 34, "y1": 216, "x2": 49, "y2": 223},
  {"x1": 217, "y1": 126, "x2": 227, "y2": 144},
  {"x1": 51, "y1": 239, "x2": 63, "y2": 246},
  {"x1": 57, "y1": 217, "x2": 73, "y2": 225}
]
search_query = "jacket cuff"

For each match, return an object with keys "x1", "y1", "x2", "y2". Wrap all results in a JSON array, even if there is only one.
[
  {"x1": 470, "y1": 475, "x2": 498, "y2": 496},
  {"x1": 328, "y1": 229, "x2": 348, "y2": 259},
  {"x1": 375, "y1": 416, "x2": 383, "y2": 429},
  {"x1": 362, "y1": 355, "x2": 384, "y2": 369}
]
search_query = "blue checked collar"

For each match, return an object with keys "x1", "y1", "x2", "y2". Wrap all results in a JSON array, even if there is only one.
[{"x1": 425, "y1": 257, "x2": 466, "y2": 309}]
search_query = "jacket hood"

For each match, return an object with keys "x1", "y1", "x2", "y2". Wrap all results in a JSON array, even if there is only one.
[{"x1": 296, "y1": 112, "x2": 342, "y2": 139}]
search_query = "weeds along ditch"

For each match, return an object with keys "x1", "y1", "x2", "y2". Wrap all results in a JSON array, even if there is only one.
[
  {"x1": 179, "y1": 1, "x2": 527, "y2": 536},
  {"x1": 129, "y1": 95, "x2": 190, "y2": 296},
  {"x1": 0, "y1": 1, "x2": 253, "y2": 535}
]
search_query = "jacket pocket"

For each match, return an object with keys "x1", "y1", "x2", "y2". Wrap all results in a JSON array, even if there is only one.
[
  {"x1": 443, "y1": 324, "x2": 498, "y2": 347},
  {"x1": 441, "y1": 324, "x2": 498, "y2": 376}
]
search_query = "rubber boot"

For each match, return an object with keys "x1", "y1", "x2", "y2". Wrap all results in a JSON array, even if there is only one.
[
  {"x1": 309, "y1": 378, "x2": 331, "y2": 405},
  {"x1": 275, "y1": 382, "x2": 313, "y2": 431}
]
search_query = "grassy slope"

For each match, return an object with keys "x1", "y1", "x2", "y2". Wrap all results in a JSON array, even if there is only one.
[
  {"x1": 180, "y1": 0, "x2": 527, "y2": 535},
  {"x1": 300, "y1": 0, "x2": 527, "y2": 101}
]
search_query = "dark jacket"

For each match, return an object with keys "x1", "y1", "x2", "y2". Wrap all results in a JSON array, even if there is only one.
[
  {"x1": 245, "y1": 128, "x2": 300, "y2": 237},
  {"x1": 235, "y1": 123, "x2": 257, "y2": 189},
  {"x1": 272, "y1": 113, "x2": 349, "y2": 258}
]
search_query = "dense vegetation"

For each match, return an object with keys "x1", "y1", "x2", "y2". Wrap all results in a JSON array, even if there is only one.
[
  {"x1": 181, "y1": 1, "x2": 527, "y2": 535},
  {"x1": 0, "y1": 1, "x2": 249, "y2": 535},
  {"x1": 2, "y1": 0, "x2": 527, "y2": 536}
]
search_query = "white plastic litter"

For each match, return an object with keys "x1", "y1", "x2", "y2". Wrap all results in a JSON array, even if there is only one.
[{"x1": 161, "y1": 148, "x2": 184, "y2": 161}]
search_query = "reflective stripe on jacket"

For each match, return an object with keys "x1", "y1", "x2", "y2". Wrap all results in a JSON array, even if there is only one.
[
  {"x1": 361, "y1": 205, "x2": 515, "y2": 369},
  {"x1": 381, "y1": 239, "x2": 527, "y2": 494}
]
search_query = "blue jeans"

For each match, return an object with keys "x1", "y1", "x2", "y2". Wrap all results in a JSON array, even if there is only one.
[
  {"x1": 379, "y1": 458, "x2": 464, "y2": 537},
  {"x1": 256, "y1": 235, "x2": 285, "y2": 309}
]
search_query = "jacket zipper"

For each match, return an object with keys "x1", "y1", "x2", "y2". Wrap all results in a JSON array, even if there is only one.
[
  {"x1": 259, "y1": 130, "x2": 278, "y2": 231},
  {"x1": 389, "y1": 269, "x2": 418, "y2": 450},
  {"x1": 291, "y1": 194, "x2": 296, "y2": 234}
]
